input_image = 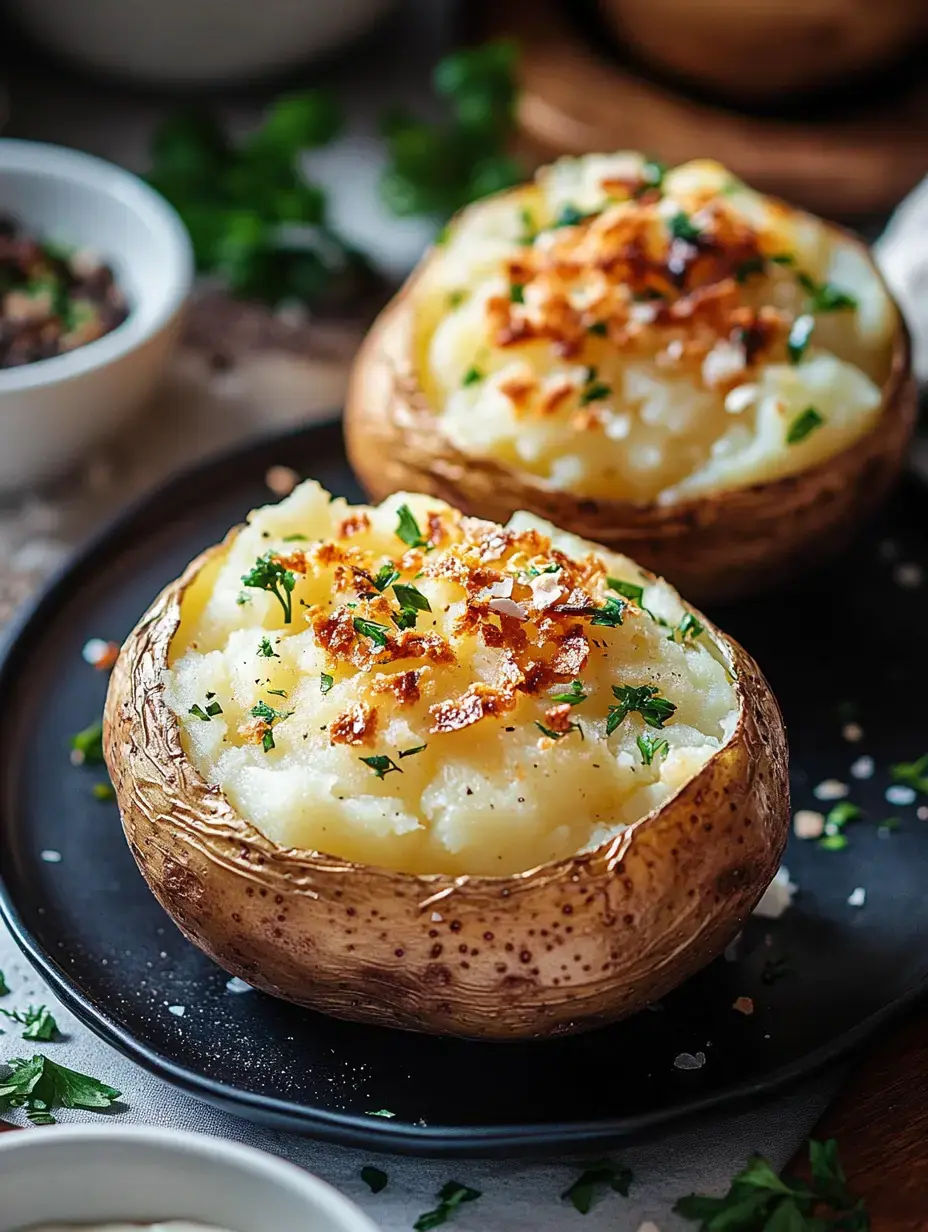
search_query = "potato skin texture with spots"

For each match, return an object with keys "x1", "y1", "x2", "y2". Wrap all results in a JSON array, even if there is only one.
[
  {"x1": 345, "y1": 188, "x2": 916, "y2": 607},
  {"x1": 104, "y1": 536, "x2": 789, "y2": 1040}
]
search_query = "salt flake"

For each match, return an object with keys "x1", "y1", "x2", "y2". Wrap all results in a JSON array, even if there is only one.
[
  {"x1": 813, "y1": 779, "x2": 849, "y2": 801},
  {"x1": 793, "y1": 810, "x2": 824, "y2": 840},
  {"x1": 168, "y1": 1005, "x2": 185, "y2": 1017},
  {"x1": 886, "y1": 784, "x2": 916, "y2": 806},
  {"x1": 40, "y1": 850, "x2": 62, "y2": 863},
  {"x1": 674, "y1": 1051, "x2": 706, "y2": 1071},
  {"x1": 847, "y1": 887, "x2": 867, "y2": 908},
  {"x1": 850, "y1": 756, "x2": 874, "y2": 780}
]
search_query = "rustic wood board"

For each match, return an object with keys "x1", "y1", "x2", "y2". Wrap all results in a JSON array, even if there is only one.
[{"x1": 480, "y1": 0, "x2": 928, "y2": 219}]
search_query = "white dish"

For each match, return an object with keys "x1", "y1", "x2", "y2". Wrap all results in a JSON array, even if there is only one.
[
  {"x1": 0, "y1": 140, "x2": 193, "y2": 490},
  {"x1": 0, "y1": 1124, "x2": 380, "y2": 1232}
]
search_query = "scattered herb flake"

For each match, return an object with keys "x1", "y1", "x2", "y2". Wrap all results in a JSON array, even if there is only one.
[
  {"x1": 0, "y1": 1054, "x2": 121, "y2": 1125},
  {"x1": 393, "y1": 583, "x2": 431, "y2": 612},
  {"x1": 550, "y1": 680, "x2": 587, "y2": 706},
  {"x1": 320, "y1": 672, "x2": 334, "y2": 695},
  {"x1": 367, "y1": 1108, "x2": 396, "y2": 1117},
  {"x1": 0, "y1": 971, "x2": 8, "y2": 997},
  {"x1": 798, "y1": 272, "x2": 858, "y2": 313},
  {"x1": 890, "y1": 753, "x2": 928, "y2": 795},
  {"x1": 395, "y1": 504, "x2": 429, "y2": 549},
  {"x1": 607, "y1": 684, "x2": 677, "y2": 734},
  {"x1": 360, "y1": 755, "x2": 402, "y2": 780},
  {"x1": 399, "y1": 744, "x2": 427, "y2": 758},
  {"x1": 825, "y1": 801, "x2": 861, "y2": 829},
  {"x1": 587, "y1": 321, "x2": 608, "y2": 337},
  {"x1": 554, "y1": 203, "x2": 588, "y2": 228},
  {"x1": 589, "y1": 595, "x2": 626, "y2": 627},
  {"x1": 266, "y1": 688, "x2": 287, "y2": 698},
  {"x1": 462, "y1": 365, "x2": 483, "y2": 387},
  {"x1": 0, "y1": 1004, "x2": 59, "y2": 1042},
  {"x1": 818, "y1": 833, "x2": 848, "y2": 852},
  {"x1": 414, "y1": 1181, "x2": 481, "y2": 1231},
  {"x1": 562, "y1": 1159, "x2": 633, "y2": 1214},
  {"x1": 786, "y1": 406, "x2": 824, "y2": 445},
  {"x1": 373, "y1": 563, "x2": 400, "y2": 592},
  {"x1": 637, "y1": 732, "x2": 670, "y2": 766},
  {"x1": 70, "y1": 721, "x2": 104, "y2": 765},
  {"x1": 607, "y1": 577, "x2": 644, "y2": 603},
  {"x1": 188, "y1": 704, "x2": 211, "y2": 721},
  {"x1": 735, "y1": 256, "x2": 765, "y2": 283},
  {"x1": 257, "y1": 636, "x2": 279, "y2": 658},
  {"x1": 673, "y1": 612, "x2": 704, "y2": 642},
  {"x1": 669, "y1": 211, "x2": 701, "y2": 244},
  {"x1": 787, "y1": 313, "x2": 815, "y2": 364},
  {"x1": 639, "y1": 158, "x2": 666, "y2": 192},
  {"x1": 282, "y1": 533, "x2": 308, "y2": 542},
  {"x1": 535, "y1": 721, "x2": 579, "y2": 741},
  {"x1": 509, "y1": 282, "x2": 525, "y2": 303},
  {"x1": 92, "y1": 782, "x2": 116, "y2": 802},
  {"x1": 353, "y1": 617, "x2": 391, "y2": 648},
  {"x1": 361, "y1": 1165, "x2": 388, "y2": 1194},
  {"x1": 241, "y1": 552, "x2": 297, "y2": 622},
  {"x1": 770, "y1": 252, "x2": 795, "y2": 266}
]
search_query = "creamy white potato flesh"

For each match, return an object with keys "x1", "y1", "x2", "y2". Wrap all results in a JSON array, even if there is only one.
[
  {"x1": 414, "y1": 154, "x2": 895, "y2": 503},
  {"x1": 165, "y1": 483, "x2": 738, "y2": 876}
]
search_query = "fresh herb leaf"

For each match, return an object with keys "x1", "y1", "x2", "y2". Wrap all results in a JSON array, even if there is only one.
[
  {"x1": 673, "y1": 612, "x2": 704, "y2": 642},
  {"x1": 250, "y1": 700, "x2": 293, "y2": 753},
  {"x1": 367, "y1": 1108, "x2": 396, "y2": 1117},
  {"x1": 393, "y1": 583, "x2": 432, "y2": 613},
  {"x1": 360, "y1": 755, "x2": 402, "y2": 780},
  {"x1": 553, "y1": 203, "x2": 588, "y2": 228},
  {"x1": 735, "y1": 256, "x2": 765, "y2": 283},
  {"x1": 462, "y1": 365, "x2": 483, "y2": 387},
  {"x1": 189, "y1": 705, "x2": 211, "y2": 721},
  {"x1": 607, "y1": 684, "x2": 677, "y2": 734},
  {"x1": 798, "y1": 272, "x2": 858, "y2": 313},
  {"x1": 70, "y1": 721, "x2": 104, "y2": 765},
  {"x1": 786, "y1": 407, "x2": 824, "y2": 445},
  {"x1": 518, "y1": 207, "x2": 537, "y2": 244},
  {"x1": 447, "y1": 289, "x2": 466, "y2": 309},
  {"x1": 550, "y1": 680, "x2": 587, "y2": 706},
  {"x1": 0, "y1": 1004, "x2": 59, "y2": 1042},
  {"x1": 361, "y1": 1165, "x2": 388, "y2": 1194},
  {"x1": 320, "y1": 672, "x2": 334, "y2": 695},
  {"x1": 562, "y1": 1159, "x2": 633, "y2": 1213},
  {"x1": 535, "y1": 721, "x2": 579, "y2": 741},
  {"x1": 395, "y1": 504, "x2": 429, "y2": 549},
  {"x1": 770, "y1": 252, "x2": 795, "y2": 266},
  {"x1": 825, "y1": 801, "x2": 861, "y2": 830},
  {"x1": 669, "y1": 211, "x2": 701, "y2": 243},
  {"x1": 258, "y1": 636, "x2": 279, "y2": 658},
  {"x1": 353, "y1": 617, "x2": 391, "y2": 648},
  {"x1": 509, "y1": 282, "x2": 525, "y2": 303},
  {"x1": 890, "y1": 753, "x2": 928, "y2": 795},
  {"x1": 0, "y1": 971, "x2": 8, "y2": 997},
  {"x1": 607, "y1": 577, "x2": 644, "y2": 603},
  {"x1": 589, "y1": 596, "x2": 626, "y2": 627},
  {"x1": 92, "y1": 781, "x2": 116, "y2": 802},
  {"x1": 637, "y1": 732, "x2": 670, "y2": 766},
  {"x1": 373, "y1": 564, "x2": 400, "y2": 592},
  {"x1": 266, "y1": 688, "x2": 287, "y2": 698},
  {"x1": 587, "y1": 321, "x2": 608, "y2": 336},
  {"x1": 787, "y1": 313, "x2": 815, "y2": 364},
  {"x1": 414, "y1": 1181, "x2": 481, "y2": 1231},
  {"x1": 399, "y1": 744, "x2": 427, "y2": 758},
  {"x1": 579, "y1": 365, "x2": 612, "y2": 406},
  {"x1": 819, "y1": 833, "x2": 848, "y2": 852},
  {"x1": 391, "y1": 607, "x2": 419, "y2": 631},
  {"x1": 241, "y1": 552, "x2": 297, "y2": 622},
  {"x1": 639, "y1": 158, "x2": 666, "y2": 192},
  {"x1": 282, "y1": 533, "x2": 308, "y2": 542},
  {"x1": 0, "y1": 1054, "x2": 120, "y2": 1125}
]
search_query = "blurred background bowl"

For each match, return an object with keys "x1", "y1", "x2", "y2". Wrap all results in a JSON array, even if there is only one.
[
  {"x1": 0, "y1": 139, "x2": 193, "y2": 489},
  {"x1": 0, "y1": 0, "x2": 396, "y2": 87}
]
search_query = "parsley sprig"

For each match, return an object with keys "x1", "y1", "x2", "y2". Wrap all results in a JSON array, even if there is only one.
[
  {"x1": 0, "y1": 1054, "x2": 120, "y2": 1125},
  {"x1": 637, "y1": 732, "x2": 670, "y2": 766},
  {"x1": 0, "y1": 1004, "x2": 59, "y2": 1042},
  {"x1": 354, "y1": 616, "x2": 391, "y2": 648},
  {"x1": 250, "y1": 699, "x2": 294, "y2": 752},
  {"x1": 241, "y1": 552, "x2": 297, "y2": 622},
  {"x1": 257, "y1": 636, "x2": 279, "y2": 658},
  {"x1": 562, "y1": 1159, "x2": 632, "y2": 1214},
  {"x1": 550, "y1": 680, "x2": 587, "y2": 706},
  {"x1": 414, "y1": 1181, "x2": 482, "y2": 1231},
  {"x1": 797, "y1": 272, "x2": 858, "y2": 313},
  {"x1": 607, "y1": 684, "x2": 677, "y2": 735},
  {"x1": 674, "y1": 1139, "x2": 867, "y2": 1231}
]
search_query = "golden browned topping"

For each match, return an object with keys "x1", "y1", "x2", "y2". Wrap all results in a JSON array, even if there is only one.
[
  {"x1": 338, "y1": 512, "x2": 371, "y2": 538},
  {"x1": 330, "y1": 702, "x2": 379, "y2": 746},
  {"x1": 370, "y1": 669, "x2": 424, "y2": 706}
]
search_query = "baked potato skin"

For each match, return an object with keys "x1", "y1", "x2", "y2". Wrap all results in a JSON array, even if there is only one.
[
  {"x1": 104, "y1": 538, "x2": 789, "y2": 1040},
  {"x1": 345, "y1": 223, "x2": 917, "y2": 608}
]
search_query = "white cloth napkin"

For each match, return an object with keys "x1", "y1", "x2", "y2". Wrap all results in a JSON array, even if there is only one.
[{"x1": 0, "y1": 921, "x2": 838, "y2": 1231}]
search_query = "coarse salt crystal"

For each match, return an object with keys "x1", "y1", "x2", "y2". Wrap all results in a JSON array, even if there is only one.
[
  {"x1": 842, "y1": 723, "x2": 864, "y2": 743},
  {"x1": 431, "y1": 911, "x2": 443, "y2": 922},
  {"x1": 724, "y1": 384, "x2": 758, "y2": 414},
  {"x1": 813, "y1": 779, "x2": 849, "y2": 801},
  {"x1": 488, "y1": 597, "x2": 527, "y2": 620},
  {"x1": 850, "y1": 756, "x2": 875, "y2": 780},
  {"x1": 604, "y1": 412, "x2": 632, "y2": 440},
  {"x1": 793, "y1": 809, "x2": 825, "y2": 840},
  {"x1": 529, "y1": 572, "x2": 563, "y2": 610},
  {"x1": 753, "y1": 867, "x2": 797, "y2": 919},
  {"x1": 847, "y1": 887, "x2": 866, "y2": 908},
  {"x1": 486, "y1": 576, "x2": 513, "y2": 599},
  {"x1": 226, "y1": 978, "x2": 253, "y2": 994},
  {"x1": 886, "y1": 784, "x2": 916, "y2": 805},
  {"x1": 918, "y1": 806, "x2": 928, "y2": 821},
  {"x1": 168, "y1": 1005, "x2": 185, "y2": 1017},
  {"x1": 702, "y1": 340, "x2": 746, "y2": 387},
  {"x1": 732, "y1": 996, "x2": 754, "y2": 1016},
  {"x1": 674, "y1": 1051, "x2": 706, "y2": 1071},
  {"x1": 40, "y1": 850, "x2": 62, "y2": 863},
  {"x1": 894, "y1": 563, "x2": 924, "y2": 589}
]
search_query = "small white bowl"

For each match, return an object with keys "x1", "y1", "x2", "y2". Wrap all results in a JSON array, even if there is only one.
[
  {"x1": 0, "y1": 1125, "x2": 381, "y2": 1232},
  {"x1": 0, "y1": 140, "x2": 194, "y2": 489}
]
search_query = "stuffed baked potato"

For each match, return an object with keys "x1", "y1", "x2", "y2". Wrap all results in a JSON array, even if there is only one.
[
  {"x1": 104, "y1": 481, "x2": 789, "y2": 1038},
  {"x1": 346, "y1": 154, "x2": 915, "y2": 604}
]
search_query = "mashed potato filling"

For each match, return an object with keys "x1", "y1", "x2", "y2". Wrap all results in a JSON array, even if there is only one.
[
  {"x1": 165, "y1": 483, "x2": 738, "y2": 876},
  {"x1": 414, "y1": 154, "x2": 895, "y2": 503}
]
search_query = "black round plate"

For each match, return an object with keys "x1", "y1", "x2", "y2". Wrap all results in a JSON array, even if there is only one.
[{"x1": 1, "y1": 420, "x2": 927, "y2": 1155}]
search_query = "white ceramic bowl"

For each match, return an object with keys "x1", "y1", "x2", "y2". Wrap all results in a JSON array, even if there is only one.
[
  {"x1": 0, "y1": 140, "x2": 193, "y2": 490},
  {"x1": 4, "y1": 0, "x2": 394, "y2": 86},
  {"x1": 0, "y1": 1125, "x2": 381, "y2": 1232}
]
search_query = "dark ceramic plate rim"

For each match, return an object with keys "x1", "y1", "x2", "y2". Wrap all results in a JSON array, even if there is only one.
[{"x1": 0, "y1": 419, "x2": 920, "y2": 1154}]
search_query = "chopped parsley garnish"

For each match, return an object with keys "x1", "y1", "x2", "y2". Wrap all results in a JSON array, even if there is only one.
[
  {"x1": 373, "y1": 563, "x2": 401, "y2": 592},
  {"x1": 462, "y1": 366, "x2": 483, "y2": 387},
  {"x1": 320, "y1": 672, "x2": 334, "y2": 695},
  {"x1": 769, "y1": 252, "x2": 795, "y2": 266},
  {"x1": 266, "y1": 688, "x2": 288, "y2": 698},
  {"x1": 282, "y1": 533, "x2": 308, "y2": 542},
  {"x1": 590, "y1": 595, "x2": 626, "y2": 627},
  {"x1": 879, "y1": 817, "x2": 901, "y2": 835},
  {"x1": 0, "y1": 1054, "x2": 121, "y2": 1125},
  {"x1": 637, "y1": 732, "x2": 670, "y2": 766},
  {"x1": 0, "y1": 1004, "x2": 59, "y2": 1041},
  {"x1": 70, "y1": 720, "x2": 104, "y2": 765},
  {"x1": 535, "y1": 721, "x2": 579, "y2": 741},
  {"x1": 734, "y1": 256, "x2": 765, "y2": 283},
  {"x1": 391, "y1": 607, "x2": 419, "y2": 631},
  {"x1": 92, "y1": 782, "x2": 116, "y2": 802},
  {"x1": 241, "y1": 552, "x2": 297, "y2": 622},
  {"x1": 786, "y1": 406, "x2": 824, "y2": 445},
  {"x1": 414, "y1": 1181, "x2": 481, "y2": 1231},
  {"x1": 638, "y1": 158, "x2": 666, "y2": 193},
  {"x1": 353, "y1": 616, "x2": 391, "y2": 648},
  {"x1": 607, "y1": 577, "x2": 644, "y2": 603},
  {"x1": 509, "y1": 282, "x2": 525, "y2": 303},
  {"x1": 550, "y1": 679, "x2": 587, "y2": 706},
  {"x1": 367, "y1": 1108, "x2": 396, "y2": 1117},
  {"x1": 674, "y1": 1138, "x2": 867, "y2": 1231},
  {"x1": 890, "y1": 753, "x2": 928, "y2": 795},
  {"x1": 587, "y1": 321, "x2": 608, "y2": 337},
  {"x1": 399, "y1": 744, "x2": 427, "y2": 758},
  {"x1": 189, "y1": 699, "x2": 223, "y2": 720},
  {"x1": 0, "y1": 971, "x2": 8, "y2": 997},
  {"x1": 257, "y1": 636, "x2": 279, "y2": 658},
  {"x1": 360, "y1": 755, "x2": 402, "y2": 779},
  {"x1": 251, "y1": 700, "x2": 293, "y2": 752},
  {"x1": 787, "y1": 313, "x2": 815, "y2": 364},
  {"x1": 819, "y1": 833, "x2": 848, "y2": 852},
  {"x1": 553, "y1": 203, "x2": 588, "y2": 228},
  {"x1": 825, "y1": 801, "x2": 861, "y2": 831},
  {"x1": 798, "y1": 272, "x2": 858, "y2": 313},
  {"x1": 607, "y1": 684, "x2": 677, "y2": 734},
  {"x1": 361, "y1": 1165, "x2": 389, "y2": 1194},
  {"x1": 562, "y1": 1159, "x2": 632, "y2": 1214},
  {"x1": 394, "y1": 583, "x2": 431, "y2": 613},
  {"x1": 669, "y1": 210, "x2": 701, "y2": 244},
  {"x1": 579, "y1": 365, "x2": 612, "y2": 406},
  {"x1": 673, "y1": 612, "x2": 704, "y2": 642},
  {"x1": 395, "y1": 503, "x2": 430, "y2": 549},
  {"x1": 447, "y1": 289, "x2": 465, "y2": 309},
  {"x1": 518, "y1": 207, "x2": 537, "y2": 245}
]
